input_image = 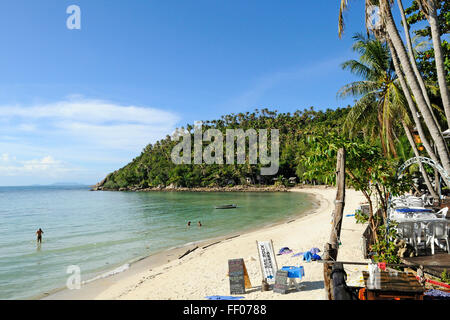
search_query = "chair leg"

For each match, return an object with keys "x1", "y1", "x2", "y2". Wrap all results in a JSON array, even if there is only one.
[
  {"x1": 446, "y1": 238, "x2": 449, "y2": 254},
  {"x1": 431, "y1": 236, "x2": 435, "y2": 255},
  {"x1": 413, "y1": 238, "x2": 418, "y2": 256}
]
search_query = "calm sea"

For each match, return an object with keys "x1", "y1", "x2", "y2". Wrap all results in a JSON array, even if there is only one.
[{"x1": 0, "y1": 186, "x2": 312, "y2": 299}]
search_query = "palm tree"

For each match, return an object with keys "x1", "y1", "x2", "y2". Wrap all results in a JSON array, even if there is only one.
[
  {"x1": 396, "y1": 0, "x2": 438, "y2": 125},
  {"x1": 416, "y1": 0, "x2": 450, "y2": 128},
  {"x1": 338, "y1": 34, "x2": 400, "y2": 157},
  {"x1": 339, "y1": 34, "x2": 439, "y2": 196},
  {"x1": 338, "y1": 0, "x2": 450, "y2": 180}
]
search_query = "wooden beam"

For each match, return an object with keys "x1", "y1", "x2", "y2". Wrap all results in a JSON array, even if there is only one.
[{"x1": 323, "y1": 147, "x2": 346, "y2": 300}]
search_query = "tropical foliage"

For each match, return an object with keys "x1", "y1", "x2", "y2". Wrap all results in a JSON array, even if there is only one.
[{"x1": 98, "y1": 107, "x2": 352, "y2": 190}]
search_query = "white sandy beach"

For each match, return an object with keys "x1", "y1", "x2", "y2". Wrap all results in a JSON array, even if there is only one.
[{"x1": 45, "y1": 187, "x2": 370, "y2": 300}]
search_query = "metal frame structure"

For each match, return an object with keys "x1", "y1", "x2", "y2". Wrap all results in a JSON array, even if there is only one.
[{"x1": 397, "y1": 156, "x2": 450, "y2": 184}]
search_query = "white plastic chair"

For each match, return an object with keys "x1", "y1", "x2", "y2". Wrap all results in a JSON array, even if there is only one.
[
  {"x1": 421, "y1": 194, "x2": 434, "y2": 206},
  {"x1": 426, "y1": 221, "x2": 450, "y2": 255},
  {"x1": 397, "y1": 222, "x2": 421, "y2": 255},
  {"x1": 435, "y1": 207, "x2": 449, "y2": 219}
]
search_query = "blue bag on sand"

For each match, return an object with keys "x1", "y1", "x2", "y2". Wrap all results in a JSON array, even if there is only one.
[
  {"x1": 311, "y1": 253, "x2": 322, "y2": 261},
  {"x1": 303, "y1": 251, "x2": 312, "y2": 262},
  {"x1": 205, "y1": 296, "x2": 245, "y2": 300},
  {"x1": 277, "y1": 247, "x2": 293, "y2": 255}
]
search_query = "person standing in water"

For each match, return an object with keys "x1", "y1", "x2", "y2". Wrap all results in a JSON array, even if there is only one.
[
  {"x1": 187, "y1": 221, "x2": 191, "y2": 227},
  {"x1": 198, "y1": 221, "x2": 202, "y2": 227},
  {"x1": 36, "y1": 228, "x2": 44, "y2": 244}
]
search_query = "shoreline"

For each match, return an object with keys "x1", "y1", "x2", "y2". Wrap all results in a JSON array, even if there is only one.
[
  {"x1": 42, "y1": 187, "x2": 368, "y2": 300},
  {"x1": 40, "y1": 190, "x2": 319, "y2": 300},
  {"x1": 91, "y1": 184, "x2": 298, "y2": 192}
]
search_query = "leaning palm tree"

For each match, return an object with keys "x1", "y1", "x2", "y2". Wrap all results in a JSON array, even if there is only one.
[
  {"x1": 396, "y1": 0, "x2": 439, "y2": 126},
  {"x1": 379, "y1": 0, "x2": 450, "y2": 175},
  {"x1": 415, "y1": 0, "x2": 450, "y2": 127},
  {"x1": 339, "y1": 34, "x2": 439, "y2": 196},
  {"x1": 338, "y1": 0, "x2": 450, "y2": 181}
]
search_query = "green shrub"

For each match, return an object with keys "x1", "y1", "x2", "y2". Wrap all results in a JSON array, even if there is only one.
[
  {"x1": 103, "y1": 180, "x2": 119, "y2": 190},
  {"x1": 441, "y1": 269, "x2": 450, "y2": 285},
  {"x1": 370, "y1": 224, "x2": 401, "y2": 265},
  {"x1": 355, "y1": 209, "x2": 369, "y2": 224}
]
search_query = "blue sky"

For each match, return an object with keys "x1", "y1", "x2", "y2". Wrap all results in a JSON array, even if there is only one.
[{"x1": 0, "y1": 1, "x2": 420, "y2": 186}]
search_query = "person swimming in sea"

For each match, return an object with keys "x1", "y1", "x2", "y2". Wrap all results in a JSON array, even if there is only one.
[
  {"x1": 36, "y1": 228, "x2": 44, "y2": 243},
  {"x1": 198, "y1": 221, "x2": 202, "y2": 227},
  {"x1": 187, "y1": 221, "x2": 191, "y2": 227}
]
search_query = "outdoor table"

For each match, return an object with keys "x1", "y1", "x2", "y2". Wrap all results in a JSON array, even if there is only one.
[
  {"x1": 392, "y1": 218, "x2": 448, "y2": 224},
  {"x1": 362, "y1": 271, "x2": 424, "y2": 300},
  {"x1": 281, "y1": 266, "x2": 304, "y2": 291}
]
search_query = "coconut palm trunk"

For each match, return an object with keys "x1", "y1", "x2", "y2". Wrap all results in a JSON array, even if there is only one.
[
  {"x1": 380, "y1": 0, "x2": 450, "y2": 176},
  {"x1": 387, "y1": 37, "x2": 450, "y2": 188},
  {"x1": 396, "y1": 0, "x2": 438, "y2": 124},
  {"x1": 426, "y1": 0, "x2": 450, "y2": 128},
  {"x1": 402, "y1": 119, "x2": 439, "y2": 199},
  {"x1": 387, "y1": 119, "x2": 398, "y2": 158}
]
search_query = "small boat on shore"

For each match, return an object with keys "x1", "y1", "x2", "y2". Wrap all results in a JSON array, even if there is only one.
[{"x1": 215, "y1": 204, "x2": 237, "y2": 209}]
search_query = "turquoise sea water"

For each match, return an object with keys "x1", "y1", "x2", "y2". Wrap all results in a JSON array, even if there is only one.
[{"x1": 0, "y1": 186, "x2": 312, "y2": 299}]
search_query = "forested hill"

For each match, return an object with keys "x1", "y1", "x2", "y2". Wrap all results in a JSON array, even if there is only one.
[{"x1": 94, "y1": 107, "x2": 351, "y2": 191}]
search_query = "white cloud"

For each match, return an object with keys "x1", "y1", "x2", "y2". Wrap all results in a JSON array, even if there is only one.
[
  {"x1": 1, "y1": 153, "x2": 10, "y2": 162},
  {"x1": 0, "y1": 98, "x2": 180, "y2": 151},
  {"x1": 0, "y1": 155, "x2": 77, "y2": 177},
  {"x1": 0, "y1": 99, "x2": 178, "y2": 125},
  {"x1": 0, "y1": 98, "x2": 180, "y2": 185}
]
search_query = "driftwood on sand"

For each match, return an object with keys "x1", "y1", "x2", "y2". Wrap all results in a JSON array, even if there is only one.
[{"x1": 178, "y1": 246, "x2": 199, "y2": 259}]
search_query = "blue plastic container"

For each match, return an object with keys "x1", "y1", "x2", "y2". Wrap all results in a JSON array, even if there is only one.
[{"x1": 281, "y1": 266, "x2": 305, "y2": 279}]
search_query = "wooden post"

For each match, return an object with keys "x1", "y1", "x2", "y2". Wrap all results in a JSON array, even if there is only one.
[{"x1": 323, "y1": 147, "x2": 346, "y2": 300}]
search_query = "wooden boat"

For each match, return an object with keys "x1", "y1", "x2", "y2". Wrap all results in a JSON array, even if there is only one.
[{"x1": 215, "y1": 204, "x2": 237, "y2": 209}]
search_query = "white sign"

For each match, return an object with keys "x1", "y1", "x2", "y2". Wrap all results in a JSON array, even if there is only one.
[{"x1": 256, "y1": 240, "x2": 278, "y2": 283}]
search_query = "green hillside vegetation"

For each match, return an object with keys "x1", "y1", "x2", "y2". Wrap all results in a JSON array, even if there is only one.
[{"x1": 97, "y1": 107, "x2": 353, "y2": 190}]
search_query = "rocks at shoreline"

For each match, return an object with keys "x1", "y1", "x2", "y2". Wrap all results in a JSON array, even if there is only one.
[{"x1": 91, "y1": 184, "x2": 290, "y2": 192}]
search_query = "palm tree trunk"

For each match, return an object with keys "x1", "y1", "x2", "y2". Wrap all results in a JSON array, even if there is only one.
[
  {"x1": 396, "y1": 0, "x2": 442, "y2": 128},
  {"x1": 387, "y1": 38, "x2": 437, "y2": 162},
  {"x1": 388, "y1": 37, "x2": 450, "y2": 188},
  {"x1": 380, "y1": 0, "x2": 450, "y2": 176},
  {"x1": 378, "y1": 112, "x2": 388, "y2": 155},
  {"x1": 402, "y1": 119, "x2": 439, "y2": 199},
  {"x1": 387, "y1": 122, "x2": 398, "y2": 158},
  {"x1": 427, "y1": 0, "x2": 450, "y2": 128}
]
